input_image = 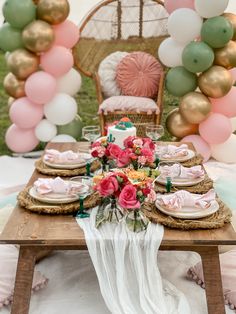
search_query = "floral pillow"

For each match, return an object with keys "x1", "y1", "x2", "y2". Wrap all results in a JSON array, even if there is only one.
[
  {"x1": 187, "y1": 249, "x2": 236, "y2": 311},
  {"x1": 116, "y1": 51, "x2": 163, "y2": 98}
]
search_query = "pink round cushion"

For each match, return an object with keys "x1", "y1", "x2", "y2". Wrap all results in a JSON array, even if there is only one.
[{"x1": 116, "y1": 52, "x2": 163, "y2": 98}]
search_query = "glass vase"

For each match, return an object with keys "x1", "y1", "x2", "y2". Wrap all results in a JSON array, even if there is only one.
[{"x1": 125, "y1": 209, "x2": 149, "y2": 233}]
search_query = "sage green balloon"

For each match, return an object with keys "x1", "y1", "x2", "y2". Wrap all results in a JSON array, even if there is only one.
[
  {"x1": 201, "y1": 16, "x2": 233, "y2": 49},
  {"x1": 182, "y1": 41, "x2": 214, "y2": 73},
  {"x1": 57, "y1": 115, "x2": 83, "y2": 140},
  {"x1": 165, "y1": 66, "x2": 198, "y2": 97},
  {"x1": 0, "y1": 23, "x2": 24, "y2": 52},
  {"x1": 3, "y1": 0, "x2": 36, "y2": 29}
]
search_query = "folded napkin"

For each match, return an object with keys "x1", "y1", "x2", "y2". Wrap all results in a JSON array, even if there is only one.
[
  {"x1": 44, "y1": 149, "x2": 89, "y2": 164},
  {"x1": 158, "y1": 144, "x2": 188, "y2": 159},
  {"x1": 156, "y1": 189, "x2": 216, "y2": 211},
  {"x1": 34, "y1": 177, "x2": 89, "y2": 196},
  {"x1": 159, "y1": 164, "x2": 204, "y2": 179}
]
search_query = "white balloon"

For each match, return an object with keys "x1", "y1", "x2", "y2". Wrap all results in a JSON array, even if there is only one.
[
  {"x1": 158, "y1": 38, "x2": 186, "y2": 67},
  {"x1": 167, "y1": 8, "x2": 203, "y2": 44},
  {"x1": 211, "y1": 134, "x2": 236, "y2": 163},
  {"x1": 230, "y1": 117, "x2": 236, "y2": 131},
  {"x1": 57, "y1": 68, "x2": 82, "y2": 96},
  {"x1": 44, "y1": 93, "x2": 78, "y2": 126},
  {"x1": 35, "y1": 119, "x2": 57, "y2": 142},
  {"x1": 51, "y1": 134, "x2": 76, "y2": 143},
  {"x1": 195, "y1": 0, "x2": 229, "y2": 18}
]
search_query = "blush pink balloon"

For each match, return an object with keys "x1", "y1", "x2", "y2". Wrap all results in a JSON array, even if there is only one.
[
  {"x1": 199, "y1": 113, "x2": 232, "y2": 144},
  {"x1": 53, "y1": 20, "x2": 80, "y2": 49},
  {"x1": 181, "y1": 134, "x2": 211, "y2": 162},
  {"x1": 164, "y1": 0, "x2": 195, "y2": 14},
  {"x1": 5, "y1": 124, "x2": 39, "y2": 153},
  {"x1": 210, "y1": 87, "x2": 236, "y2": 118},
  {"x1": 25, "y1": 71, "x2": 57, "y2": 104},
  {"x1": 40, "y1": 45, "x2": 74, "y2": 77},
  {"x1": 9, "y1": 97, "x2": 44, "y2": 129}
]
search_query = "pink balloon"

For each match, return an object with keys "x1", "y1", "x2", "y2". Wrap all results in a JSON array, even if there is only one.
[
  {"x1": 210, "y1": 87, "x2": 236, "y2": 118},
  {"x1": 25, "y1": 71, "x2": 57, "y2": 104},
  {"x1": 164, "y1": 0, "x2": 195, "y2": 14},
  {"x1": 199, "y1": 113, "x2": 232, "y2": 144},
  {"x1": 9, "y1": 97, "x2": 44, "y2": 129},
  {"x1": 5, "y1": 124, "x2": 39, "y2": 153},
  {"x1": 181, "y1": 135, "x2": 211, "y2": 162},
  {"x1": 53, "y1": 20, "x2": 80, "y2": 49},
  {"x1": 40, "y1": 46, "x2": 74, "y2": 77}
]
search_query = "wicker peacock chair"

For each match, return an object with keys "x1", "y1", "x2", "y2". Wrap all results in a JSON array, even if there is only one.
[{"x1": 73, "y1": 0, "x2": 169, "y2": 136}]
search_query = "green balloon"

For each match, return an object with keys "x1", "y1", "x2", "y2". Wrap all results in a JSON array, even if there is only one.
[
  {"x1": 165, "y1": 66, "x2": 198, "y2": 97},
  {"x1": 182, "y1": 42, "x2": 214, "y2": 73},
  {"x1": 0, "y1": 23, "x2": 24, "y2": 52},
  {"x1": 3, "y1": 0, "x2": 36, "y2": 29},
  {"x1": 57, "y1": 115, "x2": 83, "y2": 140},
  {"x1": 201, "y1": 16, "x2": 233, "y2": 49}
]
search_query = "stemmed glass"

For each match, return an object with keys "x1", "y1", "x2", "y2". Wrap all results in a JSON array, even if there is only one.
[
  {"x1": 70, "y1": 176, "x2": 93, "y2": 218},
  {"x1": 146, "y1": 124, "x2": 164, "y2": 142},
  {"x1": 82, "y1": 125, "x2": 100, "y2": 146},
  {"x1": 158, "y1": 162, "x2": 181, "y2": 192}
]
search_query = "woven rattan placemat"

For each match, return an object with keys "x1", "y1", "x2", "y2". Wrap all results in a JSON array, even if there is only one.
[
  {"x1": 142, "y1": 198, "x2": 232, "y2": 230},
  {"x1": 18, "y1": 187, "x2": 100, "y2": 215},
  {"x1": 35, "y1": 158, "x2": 101, "y2": 177},
  {"x1": 180, "y1": 154, "x2": 204, "y2": 167},
  {"x1": 155, "y1": 176, "x2": 213, "y2": 194}
]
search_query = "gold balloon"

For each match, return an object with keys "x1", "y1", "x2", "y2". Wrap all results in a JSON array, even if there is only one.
[
  {"x1": 214, "y1": 41, "x2": 236, "y2": 70},
  {"x1": 223, "y1": 13, "x2": 236, "y2": 41},
  {"x1": 179, "y1": 92, "x2": 211, "y2": 124},
  {"x1": 166, "y1": 108, "x2": 198, "y2": 139},
  {"x1": 8, "y1": 97, "x2": 15, "y2": 107},
  {"x1": 22, "y1": 20, "x2": 55, "y2": 53},
  {"x1": 7, "y1": 49, "x2": 40, "y2": 80},
  {"x1": 37, "y1": 0, "x2": 70, "y2": 25},
  {"x1": 3, "y1": 73, "x2": 26, "y2": 99},
  {"x1": 198, "y1": 65, "x2": 233, "y2": 98}
]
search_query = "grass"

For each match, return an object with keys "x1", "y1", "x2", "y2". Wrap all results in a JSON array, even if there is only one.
[{"x1": 0, "y1": 51, "x2": 178, "y2": 155}]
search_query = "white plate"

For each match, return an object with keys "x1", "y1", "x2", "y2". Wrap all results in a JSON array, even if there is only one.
[
  {"x1": 43, "y1": 153, "x2": 93, "y2": 169},
  {"x1": 29, "y1": 186, "x2": 80, "y2": 204},
  {"x1": 158, "y1": 149, "x2": 195, "y2": 162},
  {"x1": 156, "y1": 175, "x2": 205, "y2": 187},
  {"x1": 155, "y1": 196, "x2": 219, "y2": 219}
]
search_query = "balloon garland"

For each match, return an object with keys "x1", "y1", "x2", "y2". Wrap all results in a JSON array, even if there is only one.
[
  {"x1": 159, "y1": 0, "x2": 236, "y2": 163},
  {"x1": 0, "y1": 0, "x2": 82, "y2": 153}
]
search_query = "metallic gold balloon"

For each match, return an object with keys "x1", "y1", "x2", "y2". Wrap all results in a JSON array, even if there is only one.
[
  {"x1": 8, "y1": 97, "x2": 15, "y2": 107},
  {"x1": 7, "y1": 49, "x2": 40, "y2": 80},
  {"x1": 214, "y1": 41, "x2": 236, "y2": 70},
  {"x1": 223, "y1": 13, "x2": 236, "y2": 41},
  {"x1": 3, "y1": 73, "x2": 26, "y2": 99},
  {"x1": 198, "y1": 65, "x2": 233, "y2": 98},
  {"x1": 37, "y1": 0, "x2": 70, "y2": 25},
  {"x1": 166, "y1": 108, "x2": 198, "y2": 139},
  {"x1": 179, "y1": 92, "x2": 211, "y2": 124},
  {"x1": 22, "y1": 20, "x2": 55, "y2": 53}
]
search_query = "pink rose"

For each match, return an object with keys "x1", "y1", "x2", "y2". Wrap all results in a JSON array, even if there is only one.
[
  {"x1": 91, "y1": 141, "x2": 101, "y2": 148},
  {"x1": 96, "y1": 175, "x2": 119, "y2": 197},
  {"x1": 118, "y1": 184, "x2": 140, "y2": 209},
  {"x1": 141, "y1": 148, "x2": 155, "y2": 163},
  {"x1": 91, "y1": 146, "x2": 106, "y2": 158},
  {"x1": 138, "y1": 156, "x2": 147, "y2": 166},
  {"x1": 143, "y1": 138, "x2": 155, "y2": 151},
  {"x1": 133, "y1": 138, "x2": 143, "y2": 147},
  {"x1": 117, "y1": 149, "x2": 132, "y2": 167},
  {"x1": 108, "y1": 143, "x2": 122, "y2": 159},
  {"x1": 123, "y1": 136, "x2": 136, "y2": 148}
]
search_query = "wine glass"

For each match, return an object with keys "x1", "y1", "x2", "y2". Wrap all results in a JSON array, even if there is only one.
[
  {"x1": 70, "y1": 176, "x2": 93, "y2": 218},
  {"x1": 82, "y1": 126, "x2": 100, "y2": 146},
  {"x1": 146, "y1": 125, "x2": 164, "y2": 142}
]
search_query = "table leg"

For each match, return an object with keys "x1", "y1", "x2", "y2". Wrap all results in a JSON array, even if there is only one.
[
  {"x1": 11, "y1": 246, "x2": 36, "y2": 314},
  {"x1": 199, "y1": 246, "x2": 225, "y2": 314}
]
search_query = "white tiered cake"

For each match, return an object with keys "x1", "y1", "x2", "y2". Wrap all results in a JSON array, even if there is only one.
[{"x1": 107, "y1": 118, "x2": 136, "y2": 148}]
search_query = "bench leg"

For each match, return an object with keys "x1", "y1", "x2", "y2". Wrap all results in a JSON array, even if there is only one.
[
  {"x1": 199, "y1": 246, "x2": 225, "y2": 314},
  {"x1": 11, "y1": 246, "x2": 36, "y2": 314}
]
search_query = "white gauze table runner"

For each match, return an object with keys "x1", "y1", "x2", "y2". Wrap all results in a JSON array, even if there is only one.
[{"x1": 77, "y1": 208, "x2": 191, "y2": 314}]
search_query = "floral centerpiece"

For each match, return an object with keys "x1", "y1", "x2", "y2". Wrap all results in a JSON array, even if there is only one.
[{"x1": 94, "y1": 169, "x2": 156, "y2": 232}]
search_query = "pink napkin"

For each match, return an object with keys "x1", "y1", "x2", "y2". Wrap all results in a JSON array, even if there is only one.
[
  {"x1": 44, "y1": 149, "x2": 88, "y2": 164},
  {"x1": 160, "y1": 144, "x2": 189, "y2": 158},
  {"x1": 159, "y1": 164, "x2": 204, "y2": 179},
  {"x1": 156, "y1": 189, "x2": 216, "y2": 211},
  {"x1": 34, "y1": 177, "x2": 89, "y2": 196}
]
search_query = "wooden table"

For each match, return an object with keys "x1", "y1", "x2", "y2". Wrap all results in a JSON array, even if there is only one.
[{"x1": 0, "y1": 142, "x2": 236, "y2": 314}]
